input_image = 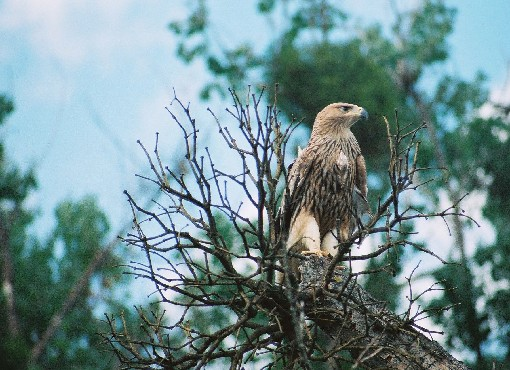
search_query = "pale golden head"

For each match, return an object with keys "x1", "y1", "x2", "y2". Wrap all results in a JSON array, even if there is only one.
[{"x1": 315, "y1": 102, "x2": 369, "y2": 130}]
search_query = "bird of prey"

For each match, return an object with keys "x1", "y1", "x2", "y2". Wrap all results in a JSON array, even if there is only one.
[{"x1": 279, "y1": 102, "x2": 369, "y2": 280}]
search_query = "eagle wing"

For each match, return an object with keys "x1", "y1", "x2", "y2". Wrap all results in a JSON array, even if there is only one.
[
  {"x1": 278, "y1": 156, "x2": 305, "y2": 239},
  {"x1": 355, "y1": 154, "x2": 367, "y2": 198},
  {"x1": 353, "y1": 154, "x2": 371, "y2": 218}
]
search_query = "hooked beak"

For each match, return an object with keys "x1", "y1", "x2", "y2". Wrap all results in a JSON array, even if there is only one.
[{"x1": 360, "y1": 108, "x2": 369, "y2": 121}]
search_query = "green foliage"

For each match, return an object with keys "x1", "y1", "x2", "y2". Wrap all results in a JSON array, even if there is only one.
[
  {"x1": 257, "y1": 0, "x2": 275, "y2": 14},
  {"x1": 49, "y1": 198, "x2": 111, "y2": 274},
  {"x1": 1, "y1": 339, "x2": 30, "y2": 370},
  {"x1": 397, "y1": 0, "x2": 456, "y2": 66},
  {"x1": 469, "y1": 117, "x2": 510, "y2": 366},
  {"x1": 434, "y1": 73, "x2": 488, "y2": 120},
  {"x1": 362, "y1": 231, "x2": 409, "y2": 312},
  {"x1": 285, "y1": 1, "x2": 347, "y2": 38},
  {"x1": 267, "y1": 40, "x2": 401, "y2": 120},
  {"x1": 0, "y1": 95, "x2": 14, "y2": 123},
  {"x1": 9, "y1": 196, "x2": 123, "y2": 369},
  {"x1": 168, "y1": 0, "x2": 207, "y2": 63},
  {"x1": 0, "y1": 96, "x2": 37, "y2": 203},
  {"x1": 201, "y1": 45, "x2": 261, "y2": 99},
  {"x1": 433, "y1": 264, "x2": 488, "y2": 348}
]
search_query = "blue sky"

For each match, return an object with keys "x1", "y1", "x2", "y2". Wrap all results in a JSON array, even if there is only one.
[{"x1": 1, "y1": 0, "x2": 509, "y2": 240}]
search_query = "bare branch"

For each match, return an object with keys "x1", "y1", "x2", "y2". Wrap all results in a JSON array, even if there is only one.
[{"x1": 104, "y1": 88, "x2": 472, "y2": 369}]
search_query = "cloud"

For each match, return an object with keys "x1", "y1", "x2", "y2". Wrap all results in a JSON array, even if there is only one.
[
  {"x1": 1, "y1": 0, "x2": 88, "y2": 64},
  {"x1": 489, "y1": 65, "x2": 510, "y2": 105},
  {"x1": 0, "y1": 0, "x2": 182, "y2": 68},
  {"x1": 478, "y1": 65, "x2": 510, "y2": 121}
]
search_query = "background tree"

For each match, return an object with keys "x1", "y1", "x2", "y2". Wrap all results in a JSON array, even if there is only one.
[
  {"x1": 0, "y1": 94, "x2": 35, "y2": 368},
  {"x1": 0, "y1": 95, "x2": 145, "y2": 370},
  {"x1": 167, "y1": 0, "x2": 510, "y2": 367}
]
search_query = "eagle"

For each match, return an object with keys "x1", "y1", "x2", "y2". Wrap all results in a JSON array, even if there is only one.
[{"x1": 279, "y1": 102, "x2": 369, "y2": 281}]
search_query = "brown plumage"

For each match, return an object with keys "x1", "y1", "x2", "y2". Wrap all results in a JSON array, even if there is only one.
[{"x1": 279, "y1": 102, "x2": 369, "y2": 279}]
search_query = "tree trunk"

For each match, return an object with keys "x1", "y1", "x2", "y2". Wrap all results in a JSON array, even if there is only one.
[
  {"x1": 0, "y1": 216, "x2": 20, "y2": 337},
  {"x1": 299, "y1": 256, "x2": 470, "y2": 370},
  {"x1": 27, "y1": 230, "x2": 126, "y2": 365}
]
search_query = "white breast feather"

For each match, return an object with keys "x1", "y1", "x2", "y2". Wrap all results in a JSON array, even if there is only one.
[{"x1": 337, "y1": 151, "x2": 348, "y2": 167}]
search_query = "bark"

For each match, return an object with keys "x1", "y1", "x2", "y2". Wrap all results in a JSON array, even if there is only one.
[
  {"x1": 299, "y1": 255, "x2": 470, "y2": 370},
  {"x1": 0, "y1": 215, "x2": 20, "y2": 337},
  {"x1": 28, "y1": 234, "x2": 122, "y2": 365}
]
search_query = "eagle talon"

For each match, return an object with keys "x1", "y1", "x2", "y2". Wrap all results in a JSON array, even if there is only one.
[{"x1": 301, "y1": 250, "x2": 331, "y2": 257}]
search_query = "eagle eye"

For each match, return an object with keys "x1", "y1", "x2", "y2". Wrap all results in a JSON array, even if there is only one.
[{"x1": 340, "y1": 106, "x2": 351, "y2": 112}]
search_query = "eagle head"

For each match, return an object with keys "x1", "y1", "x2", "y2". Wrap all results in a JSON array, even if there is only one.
[{"x1": 315, "y1": 102, "x2": 368, "y2": 130}]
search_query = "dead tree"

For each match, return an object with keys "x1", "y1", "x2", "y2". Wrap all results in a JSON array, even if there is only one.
[{"x1": 103, "y1": 88, "x2": 473, "y2": 369}]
